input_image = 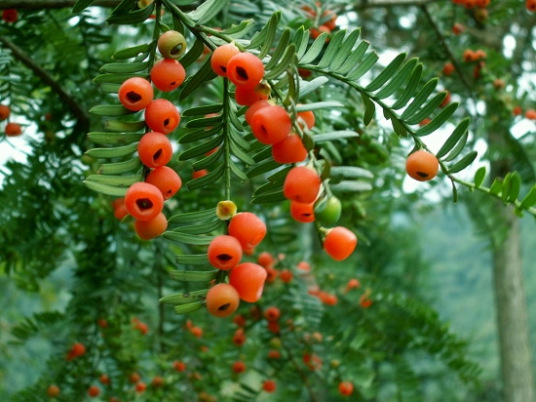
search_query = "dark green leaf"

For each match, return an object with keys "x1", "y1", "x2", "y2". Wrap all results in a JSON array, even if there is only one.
[
  {"x1": 365, "y1": 53, "x2": 406, "y2": 92},
  {"x1": 447, "y1": 151, "x2": 478, "y2": 174},
  {"x1": 436, "y1": 118, "x2": 470, "y2": 159},
  {"x1": 415, "y1": 102, "x2": 458, "y2": 136},
  {"x1": 179, "y1": 58, "x2": 217, "y2": 101},
  {"x1": 473, "y1": 166, "x2": 486, "y2": 188},
  {"x1": 163, "y1": 231, "x2": 215, "y2": 245},
  {"x1": 187, "y1": 0, "x2": 228, "y2": 24},
  {"x1": 317, "y1": 30, "x2": 347, "y2": 69},
  {"x1": 375, "y1": 58, "x2": 418, "y2": 99},
  {"x1": 174, "y1": 302, "x2": 203, "y2": 314},
  {"x1": 346, "y1": 52, "x2": 379, "y2": 81},
  {"x1": 72, "y1": 0, "x2": 97, "y2": 13},
  {"x1": 170, "y1": 269, "x2": 216, "y2": 281},
  {"x1": 113, "y1": 44, "x2": 151, "y2": 60},
  {"x1": 400, "y1": 78, "x2": 438, "y2": 120},
  {"x1": 337, "y1": 40, "x2": 370, "y2": 75},
  {"x1": 361, "y1": 93, "x2": 375, "y2": 126},
  {"x1": 391, "y1": 63, "x2": 423, "y2": 110},
  {"x1": 84, "y1": 180, "x2": 128, "y2": 196}
]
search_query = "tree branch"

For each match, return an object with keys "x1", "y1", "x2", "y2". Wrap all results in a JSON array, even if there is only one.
[
  {"x1": 0, "y1": 36, "x2": 90, "y2": 129},
  {"x1": 0, "y1": 0, "x2": 120, "y2": 10}
]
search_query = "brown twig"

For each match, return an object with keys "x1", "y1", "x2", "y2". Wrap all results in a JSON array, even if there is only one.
[{"x1": 0, "y1": 36, "x2": 90, "y2": 129}]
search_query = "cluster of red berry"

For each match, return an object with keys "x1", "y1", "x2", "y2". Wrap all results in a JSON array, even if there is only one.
[
  {"x1": 205, "y1": 210, "x2": 268, "y2": 317},
  {"x1": 112, "y1": 30, "x2": 187, "y2": 239},
  {"x1": 0, "y1": 104, "x2": 22, "y2": 137}
]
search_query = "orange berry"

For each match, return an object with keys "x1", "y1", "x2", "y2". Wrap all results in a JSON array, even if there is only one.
[
  {"x1": 303, "y1": 353, "x2": 322, "y2": 370},
  {"x1": 440, "y1": 91, "x2": 451, "y2": 108},
  {"x1": 173, "y1": 361, "x2": 186, "y2": 372},
  {"x1": 134, "y1": 212, "x2": 167, "y2": 240},
  {"x1": 145, "y1": 166, "x2": 182, "y2": 199},
  {"x1": 245, "y1": 99, "x2": 271, "y2": 126},
  {"x1": 290, "y1": 201, "x2": 315, "y2": 223},
  {"x1": 452, "y1": 23, "x2": 464, "y2": 35},
  {"x1": 118, "y1": 77, "x2": 153, "y2": 111},
  {"x1": 228, "y1": 212, "x2": 267, "y2": 250},
  {"x1": 322, "y1": 9, "x2": 337, "y2": 31},
  {"x1": 345, "y1": 278, "x2": 361, "y2": 292},
  {"x1": 232, "y1": 361, "x2": 246, "y2": 374},
  {"x1": 265, "y1": 266, "x2": 278, "y2": 283},
  {"x1": 527, "y1": 0, "x2": 536, "y2": 11},
  {"x1": 97, "y1": 318, "x2": 108, "y2": 328},
  {"x1": 267, "y1": 350, "x2": 281, "y2": 359},
  {"x1": 0, "y1": 104, "x2": 10, "y2": 121},
  {"x1": 323, "y1": 226, "x2": 357, "y2": 261},
  {"x1": 310, "y1": 25, "x2": 331, "y2": 39},
  {"x1": 229, "y1": 262, "x2": 268, "y2": 302},
  {"x1": 338, "y1": 381, "x2": 354, "y2": 396},
  {"x1": 493, "y1": 79, "x2": 505, "y2": 90},
  {"x1": 279, "y1": 269, "x2": 293, "y2": 283},
  {"x1": 144, "y1": 99, "x2": 181, "y2": 134},
  {"x1": 513, "y1": 106, "x2": 523, "y2": 116},
  {"x1": 150, "y1": 58, "x2": 186, "y2": 92},
  {"x1": 443, "y1": 62, "x2": 455, "y2": 76},
  {"x1": 125, "y1": 182, "x2": 164, "y2": 221},
  {"x1": 227, "y1": 52, "x2": 265, "y2": 89},
  {"x1": 112, "y1": 198, "x2": 129, "y2": 220},
  {"x1": 87, "y1": 385, "x2": 100, "y2": 398},
  {"x1": 405, "y1": 149, "x2": 439, "y2": 181},
  {"x1": 129, "y1": 372, "x2": 141, "y2": 383},
  {"x1": 283, "y1": 166, "x2": 321, "y2": 203},
  {"x1": 267, "y1": 321, "x2": 280, "y2": 333},
  {"x1": 71, "y1": 342, "x2": 86, "y2": 357},
  {"x1": 257, "y1": 251, "x2": 275, "y2": 268},
  {"x1": 262, "y1": 380, "x2": 276, "y2": 393},
  {"x1": 2, "y1": 9, "x2": 17, "y2": 23},
  {"x1": 5, "y1": 122, "x2": 22, "y2": 136},
  {"x1": 211, "y1": 43, "x2": 241, "y2": 77},
  {"x1": 272, "y1": 133, "x2": 308, "y2": 164},
  {"x1": 419, "y1": 118, "x2": 431, "y2": 126},
  {"x1": 232, "y1": 328, "x2": 246, "y2": 346},
  {"x1": 264, "y1": 306, "x2": 280, "y2": 322},
  {"x1": 359, "y1": 294, "x2": 373, "y2": 308},
  {"x1": 137, "y1": 132, "x2": 173, "y2": 168},
  {"x1": 158, "y1": 30, "x2": 187, "y2": 59},
  {"x1": 192, "y1": 169, "x2": 208, "y2": 179},
  {"x1": 235, "y1": 83, "x2": 270, "y2": 106},
  {"x1": 251, "y1": 104, "x2": 292, "y2": 145},
  {"x1": 151, "y1": 376, "x2": 164, "y2": 387},
  {"x1": 319, "y1": 292, "x2": 338, "y2": 305},
  {"x1": 297, "y1": 261, "x2": 311, "y2": 272},
  {"x1": 135, "y1": 382, "x2": 146, "y2": 393},
  {"x1": 207, "y1": 235, "x2": 243, "y2": 270},
  {"x1": 100, "y1": 374, "x2": 110, "y2": 385},
  {"x1": 205, "y1": 283, "x2": 240, "y2": 318},
  {"x1": 47, "y1": 385, "x2": 60, "y2": 397},
  {"x1": 525, "y1": 109, "x2": 536, "y2": 120},
  {"x1": 297, "y1": 110, "x2": 315, "y2": 130},
  {"x1": 233, "y1": 314, "x2": 246, "y2": 327}
]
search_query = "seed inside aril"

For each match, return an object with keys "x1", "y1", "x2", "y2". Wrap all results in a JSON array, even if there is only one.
[
  {"x1": 127, "y1": 91, "x2": 142, "y2": 102},
  {"x1": 163, "y1": 118, "x2": 170, "y2": 127},
  {"x1": 217, "y1": 254, "x2": 233, "y2": 261},
  {"x1": 136, "y1": 198, "x2": 153, "y2": 210},
  {"x1": 236, "y1": 67, "x2": 248, "y2": 80},
  {"x1": 417, "y1": 171, "x2": 429, "y2": 178},
  {"x1": 153, "y1": 149, "x2": 162, "y2": 161},
  {"x1": 218, "y1": 303, "x2": 231, "y2": 311},
  {"x1": 171, "y1": 44, "x2": 183, "y2": 55}
]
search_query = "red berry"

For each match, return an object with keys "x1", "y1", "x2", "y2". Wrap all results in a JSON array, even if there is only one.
[
  {"x1": 207, "y1": 235, "x2": 243, "y2": 270},
  {"x1": 250, "y1": 104, "x2": 291, "y2": 144},
  {"x1": 144, "y1": 99, "x2": 181, "y2": 134},
  {"x1": 227, "y1": 52, "x2": 264, "y2": 89},
  {"x1": 205, "y1": 283, "x2": 240, "y2": 318},
  {"x1": 262, "y1": 380, "x2": 276, "y2": 393},
  {"x1": 150, "y1": 58, "x2": 186, "y2": 92},
  {"x1": 137, "y1": 132, "x2": 173, "y2": 168},
  {"x1": 405, "y1": 150, "x2": 439, "y2": 182},
  {"x1": 5, "y1": 122, "x2": 22, "y2": 136},
  {"x1": 272, "y1": 133, "x2": 308, "y2": 164},
  {"x1": 283, "y1": 166, "x2": 321, "y2": 203},
  {"x1": 323, "y1": 226, "x2": 357, "y2": 261},
  {"x1": 229, "y1": 262, "x2": 267, "y2": 302},
  {"x1": 211, "y1": 43, "x2": 241, "y2": 77},
  {"x1": 145, "y1": 166, "x2": 182, "y2": 200},
  {"x1": 118, "y1": 77, "x2": 154, "y2": 111},
  {"x1": 338, "y1": 381, "x2": 354, "y2": 396},
  {"x1": 134, "y1": 212, "x2": 168, "y2": 240},
  {"x1": 228, "y1": 212, "x2": 267, "y2": 250},
  {"x1": 0, "y1": 104, "x2": 10, "y2": 121},
  {"x1": 124, "y1": 182, "x2": 164, "y2": 221}
]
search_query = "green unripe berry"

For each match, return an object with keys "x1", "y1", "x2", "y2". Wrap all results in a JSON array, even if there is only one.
[
  {"x1": 315, "y1": 196, "x2": 342, "y2": 225},
  {"x1": 158, "y1": 30, "x2": 187, "y2": 59}
]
